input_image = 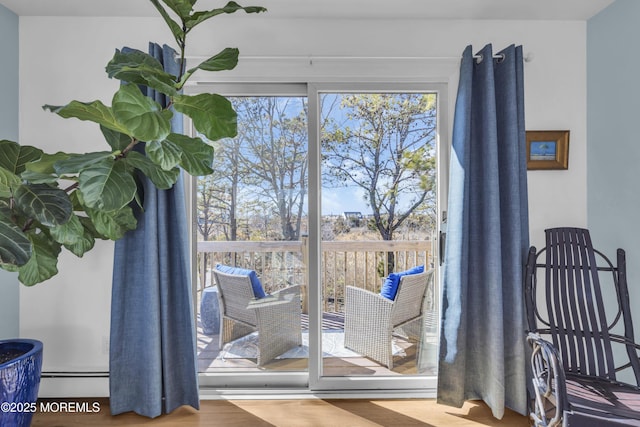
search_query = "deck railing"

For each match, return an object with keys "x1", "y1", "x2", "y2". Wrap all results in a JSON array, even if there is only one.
[{"x1": 197, "y1": 236, "x2": 435, "y2": 313}]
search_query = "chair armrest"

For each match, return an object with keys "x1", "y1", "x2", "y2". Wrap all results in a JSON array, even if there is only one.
[
  {"x1": 246, "y1": 285, "x2": 301, "y2": 309},
  {"x1": 271, "y1": 284, "x2": 301, "y2": 299},
  {"x1": 247, "y1": 285, "x2": 302, "y2": 333},
  {"x1": 608, "y1": 333, "x2": 640, "y2": 383},
  {"x1": 527, "y1": 332, "x2": 567, "y2": 427}
]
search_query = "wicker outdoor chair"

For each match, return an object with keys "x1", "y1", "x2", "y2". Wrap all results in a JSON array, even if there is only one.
[
  {"x1": 525, "y1": 227, "x2": 640, "y2": 426},
  {"x1": 213, "y1": 268, "x2": 302, "y2": 366},
  {"x1": 344, "y1": 269, "x2": 434, "y2": 369}
]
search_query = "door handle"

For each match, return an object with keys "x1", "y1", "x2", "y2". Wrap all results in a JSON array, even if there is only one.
[{"x1": 439, "y1": 231, "x2": 446, "y2": 266}]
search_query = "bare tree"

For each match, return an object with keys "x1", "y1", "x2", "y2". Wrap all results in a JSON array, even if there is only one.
[
  {"x1": 321, "y1": 93, "x2": 437, "y2": 271},
  {"x1": 196, "y1": 96, "x2": 308, "y2": 243},
  {"x1": 196, "y1": 134, "x2": 244, "y2": 242},
  {"x1": 196, "y1": 174, "x2": 219, "y2": 242},
  {"x1": 233, "y1": 97, "x2": 308, "y2": 241}
]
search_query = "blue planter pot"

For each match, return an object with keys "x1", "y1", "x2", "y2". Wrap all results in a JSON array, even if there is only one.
[
  {"x1": 200, "y1": 286, "x2": 220, "y2": 336},
  {"x1": 0, "y1": 339, "x2": 43, "y2": 427}
]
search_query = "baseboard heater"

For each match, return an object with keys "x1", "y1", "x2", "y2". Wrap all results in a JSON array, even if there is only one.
[
  {"x1": 41, "y1": 372, "x2": 109, "y2": 378},
  {"x1": 38, "y1": 373, "x2": 110, "y2": 397}
]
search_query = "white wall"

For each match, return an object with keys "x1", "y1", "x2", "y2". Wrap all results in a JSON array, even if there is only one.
[
  {"x1": 587, "y1": 0, "x2": 640, "y2": 383},
  {"x1": 19, "y1": 14, "x2": 588, "y2": 387}
]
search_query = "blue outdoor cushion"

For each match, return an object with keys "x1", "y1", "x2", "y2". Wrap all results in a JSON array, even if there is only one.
[
  {"x1": 380, "y1": 265, "x2": 424, "y2": 300},
  {"x1": 215, "y1": 264, "x2": 267, "y2": 299}
]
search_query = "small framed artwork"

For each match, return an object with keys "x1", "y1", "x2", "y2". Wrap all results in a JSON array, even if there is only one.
[{"x1": 526, "y1": 130, "x2": 570, "y2": 170}]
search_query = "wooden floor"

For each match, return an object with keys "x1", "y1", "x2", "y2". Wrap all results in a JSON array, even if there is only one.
[{"x1": 32, "y1": 398, "x2": 529, "y2": 426}]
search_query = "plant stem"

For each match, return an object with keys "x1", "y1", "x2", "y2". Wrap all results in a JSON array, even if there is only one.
[
  {"x1": 121, "y1": 137, "x2": 139, "y2": 156},
  {"x1": 64, "y1": 182, "x2": 79, "y2": 193},
  {"x1": 22, "y1": 218, "x2": 34, "y2": 233},
  {"x1": 179, "y1": 23, "x2": 188, "y2": 81}
]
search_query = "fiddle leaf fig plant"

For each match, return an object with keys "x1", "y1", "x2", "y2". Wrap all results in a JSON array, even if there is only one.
[{"x1": 0, "y1": 0, "x2": 266, "y2": 286}]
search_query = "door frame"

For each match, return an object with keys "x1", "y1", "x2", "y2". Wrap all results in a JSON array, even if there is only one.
[
  {"x1": 308, "y1": 82, "x2": 448, "y2": 392},
  {"x1": 188, "y1": 80, "x2": 449, "y2": 393}
]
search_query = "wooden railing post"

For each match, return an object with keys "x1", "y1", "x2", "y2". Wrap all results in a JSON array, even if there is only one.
[{"x1": 199, "y1": 252, "x2": 206, "y2": 291}]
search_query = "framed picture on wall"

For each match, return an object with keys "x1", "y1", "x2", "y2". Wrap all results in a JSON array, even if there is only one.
[{"x1": 526, "y1": 130, "x2": 570, "y2": 170}]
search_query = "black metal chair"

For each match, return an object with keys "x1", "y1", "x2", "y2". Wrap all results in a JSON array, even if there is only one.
[{"x1": 525, "y1": 227, "x2": 640, "y2": 426}]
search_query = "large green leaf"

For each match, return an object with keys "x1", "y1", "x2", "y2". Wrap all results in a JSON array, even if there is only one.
[
  {"x1": 125, "y1": 151, "x2": 180, "y2": 189},
  {"x1": 51, "y1": 214, "x2": 97, "y2": 257},
  {"x1": 165, "y1": 133, "x2": 214, "y2": 175},
  {"x1": 24, "y1": 152, "x2": 70, "y2": 174},
  {"x1": 43, "y1": 100, "x2": 131, "y2": 136},
  {"x1": 43, "y1": 101, "x2": 126, "y2": 132},
  {"x1": 63, "y1": 217, "x2": 97, "y2": 257},
  {"x1": 17, "y1": 232, "x2": 61, "y2": 286},
  {"x1": 54, "y1": 152, "x2": 115, "y2": 175},
  {"x1": 0, "y1": 140, "x2": 44, "y2": 174},
  {"x1": 78, "y1": 216, "x2": 102, "y2": 240},
  {"x1": 106, "y1": 49, "x2": 178, "y2": 97},
  {"x1": 19, "y1": 170, "x2": 59, "y2": 186},
  {"x1": 13, "y1": 184, "x2": 73, "y2": 227},
  {"x1": 145, "y1": 139, "x2": 183, "y2": 170},
  {"x1": 160, "y1": 0, "x2": 197, "y2": 19},
  {"x1": 173, "y1": 93, "x2": 236, "y2": 141},
  {"x1": 0, "y1": 220, "x2": 31, "y2": 267},
  {"x1": 0, "y1": 167, "x2": 21, "y2": 198},
  {"x1": 185, "y1": 2, "x2": 267, "y2": 30},
  {"x1": 78, "y1": 158, "x2": 137, "y2": 212},
  {"x1": 191, "y1": 47, "x2": 238, "y2": 72},
  {"x1": 0, "y1": 263, "x2": 18, "y2": 273},
  {"x1": 149, "y1": 0, "x2": 185, "y2": 46},
  {"x1": 87, "y1": 206, "x2": 137, "y2": 240},
  {"x1": 50, "y1": 214, "x2": 85, "y2": 246},
  {"x1": 0, "y1": 199, "x2": 10, "y2": 219},
  {"x1": 112, "y1": 84, "x2": 172, "y2": 143},
  {"x1": 101, "y1": 126, "x2": 133, "y2": 152},
  {"x1": 180, "y1": 48, "x2": 238, "y2": 85},
  {"x1": 68, "y1": 189, "x2": 85, "y2": 212}
]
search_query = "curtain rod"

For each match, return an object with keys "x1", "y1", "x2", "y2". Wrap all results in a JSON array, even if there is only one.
[{"x1": 184, "y1": 53, "x2": 534, "y2": 63}]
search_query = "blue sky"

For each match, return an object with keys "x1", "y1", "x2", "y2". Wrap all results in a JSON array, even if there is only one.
[{"x1": 322, "y1": 185, "x2": 371, "y2": 216}]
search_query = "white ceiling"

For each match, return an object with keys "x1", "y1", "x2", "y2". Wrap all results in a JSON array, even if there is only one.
[{"x1": 0, "y1": 0, "x2": 615, "y2": 20}]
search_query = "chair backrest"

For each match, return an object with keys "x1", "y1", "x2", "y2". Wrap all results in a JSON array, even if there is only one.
[
  {"x1": 213, "y1": 269, "x2": 258, "y2": 327},
  {"x1": 525, "y1": 227, "x2": 640, "y2": 383},
  {"x1": 391, "y1": 269, "x2": 433, "y2": 326}
]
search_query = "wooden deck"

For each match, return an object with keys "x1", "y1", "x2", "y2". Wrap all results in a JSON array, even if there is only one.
[{"x1": 197, "y1": 312, "x2": 438, "y2": 376}]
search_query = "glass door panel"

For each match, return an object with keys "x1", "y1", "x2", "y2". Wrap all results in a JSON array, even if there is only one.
[
  {"x1": 318, "y1": 91, "x2": 440, "y2": 378},
  {"x1": 195, "y1": 94, "x2": 309, "y2": 375}
]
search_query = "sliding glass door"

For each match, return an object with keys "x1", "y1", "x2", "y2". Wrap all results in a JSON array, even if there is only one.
[
  {"x1": 194, "y1": 84, "x2": 310, "y2": 388},
  {"x1": 308, "y1": 83, "x2": 446, "y2": 391},
  {"x1": 193, "y1": 82, "x2": 447, "y2": 392}
]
